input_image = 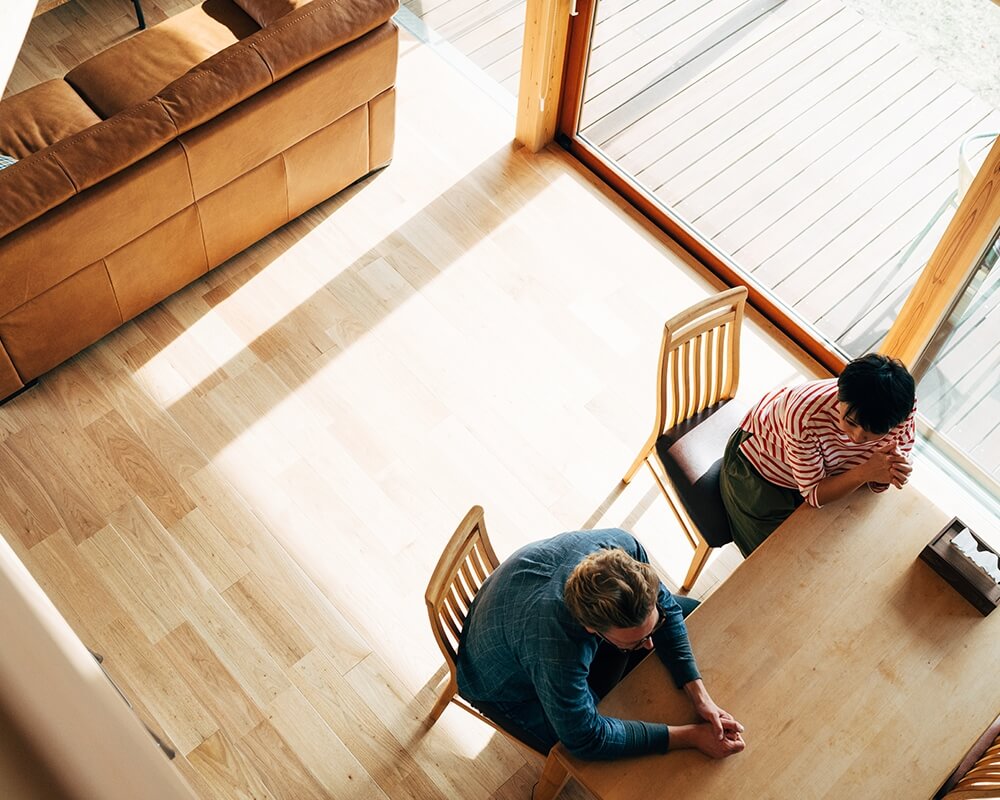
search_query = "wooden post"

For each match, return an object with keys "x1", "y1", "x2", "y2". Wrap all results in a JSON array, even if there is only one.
[
  {"x1": 881, "y1": 134, "x2": 1000, "y2": 367},
  {"x1": 516, "y1": 0, "x2": 573, "y2": 153}
]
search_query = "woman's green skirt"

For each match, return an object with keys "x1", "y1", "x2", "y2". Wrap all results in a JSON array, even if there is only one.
[{"x1": 720, "y1": 429, "x2": 803, "y2": 557}]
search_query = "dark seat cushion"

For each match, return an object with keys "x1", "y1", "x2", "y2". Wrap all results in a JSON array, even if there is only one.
[{"x1": 654, "y1": 398, "x2": 749, "y2": 548}]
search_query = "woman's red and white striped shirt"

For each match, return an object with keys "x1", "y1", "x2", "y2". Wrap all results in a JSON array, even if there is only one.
[{"x1": 738, "y1": 378, "x2": 915, "y2": 507}]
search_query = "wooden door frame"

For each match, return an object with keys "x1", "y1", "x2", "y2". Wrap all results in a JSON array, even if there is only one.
[
  {"x1": 516, "y1": 1, "x2": 999, "y2": 381},
  {"x1": 517, "y1": 0, "x2": 847, "y2": 375}
]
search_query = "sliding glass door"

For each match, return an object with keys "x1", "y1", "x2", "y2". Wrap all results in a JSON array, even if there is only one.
[{"x1": 554, "y1": 0, "x2": 1000, "y2": 492}]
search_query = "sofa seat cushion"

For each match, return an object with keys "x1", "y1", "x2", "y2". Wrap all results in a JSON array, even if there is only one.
[
  {"x1": 0, "y1": 80, "x2": 102, "y2": 158},
  {"x1": 66, "y1": 0, "x2": 260, "y2": 118}
]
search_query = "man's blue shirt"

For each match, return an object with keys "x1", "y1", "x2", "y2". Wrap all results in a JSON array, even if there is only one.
[{"x1": 455, "y1": 529, "x2": 701, "y2": 759}]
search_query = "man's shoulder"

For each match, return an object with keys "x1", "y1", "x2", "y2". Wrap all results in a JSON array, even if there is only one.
[{"x1": 543, "y1": 528, "x2": 642, "y2": 555}]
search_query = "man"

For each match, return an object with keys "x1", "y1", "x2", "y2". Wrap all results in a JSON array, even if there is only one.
[
  {"x1": 721, "y1": 353, "x2": 916, "y2": 556},
  {"x1": 455, "y1": 528, "x2": 746, "y2": 760}
]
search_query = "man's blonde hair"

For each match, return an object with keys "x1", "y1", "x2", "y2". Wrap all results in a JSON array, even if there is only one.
[{"x1": 563, "y1": 548, "x2": 659, "y2": 632}]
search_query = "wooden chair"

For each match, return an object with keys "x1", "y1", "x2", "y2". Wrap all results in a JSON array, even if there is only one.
[
  {"x1": 623, "y1": 287, "x2": 749, "y2": 592},
  {"x1": 425, "y1": 505, "x2": 501, "y2": 726},
  {"x1": 425, "y1": 507, "x2": 574, "y2": 799},
  {"x1": 940, "y1": 721, "x2": 1000, "y2": 799}
]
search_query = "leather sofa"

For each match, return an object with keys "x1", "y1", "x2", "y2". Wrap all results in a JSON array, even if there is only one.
[{"x1": 0, "y1": 0, "x2": 398, "y2": 402}]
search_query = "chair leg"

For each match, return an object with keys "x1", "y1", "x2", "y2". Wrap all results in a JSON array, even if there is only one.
[
  {"x1": 681, "y1": 538, "x2": 712, "y2": 593},
  {"x1": 623, "y1": 434, "x2": 656, "y2": 484},
  {"x1": 533, "y1": 752, "x2": 569, "y2": 800},
  {"x1": 428, "y1": 677, "x2": 456, "y2": 724}
]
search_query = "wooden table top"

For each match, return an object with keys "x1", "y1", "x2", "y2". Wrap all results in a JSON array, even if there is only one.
[{"x1": 558, "y1": 488, "x2": 1000, "y2": 800}]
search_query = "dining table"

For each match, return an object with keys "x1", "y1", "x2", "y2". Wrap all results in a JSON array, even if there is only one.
[{"x1": 535, "y1": 486, "x2": 1000, "y2": 800}]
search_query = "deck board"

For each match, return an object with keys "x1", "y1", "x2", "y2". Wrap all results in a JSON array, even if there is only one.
[
  {"x1": 644, "y1": 20, "x2": 884, "y2": 198},
  {"x1": 695, "y1": 51, "x2": 930, "y2": 243},
  {"x1": 595, "y1": 0, "x2": 828, "y2": 165}
]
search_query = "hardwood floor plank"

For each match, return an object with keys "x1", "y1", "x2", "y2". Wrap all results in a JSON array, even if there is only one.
[
  {"x1": 27, "y1": 529, "x2": 123, "y2": 636},
  {"x1": 158, "y1": 621, "x2": 266, "y2": 739},
  {"x1": 99, "y1": 376, "x2": 210, "y2": 484},
  {"x1": 78, "y1": 524, "x2": 186, "y2": 642},
  {"x1": 240, "y1": 720, "x2": 332, "y2": 800},
  {"x1": 345, "y1": 653, "x2": 526, "y2": 800},
  {"x1": 186, "y1": 587, "x2": 293, "y2": 708},
  {"x1": 5, "y1": 424, "x2": 122, "y2": 543},
  {"x1": 267, "y1": 686, "x2": 394, "y2": 800},
  {"x1": 291, "y1": 650, "x2": 455, "y2": 800},
  {"x1": 86, "y1": 410, "x2": 196, "y2": 526},
  {"x1": 98, "y1": 616, "x2": 219, "y2": 755},
  {"x1": 170, "y1": 509, "x2": 250, "y2": 593},
  {"x1": 0, "y1": 444, "x2": 63, "y2": 548},
  {"x1": 186, "y1": 731, "x2": 275, "y2": 800},
  {"x1": 109, "y1": 497, "x2": 214, "y2": 606},
  {"x1": 222, "y1": 574, "x2": 313, "y2": 668},
  {"x1": 182, "y1": 467, "x2": 372, "y2": 674}
]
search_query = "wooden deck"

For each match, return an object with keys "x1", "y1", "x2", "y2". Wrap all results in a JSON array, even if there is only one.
[{"x1": 401, "y1": 0, "x2": 1000, "y2": 478}]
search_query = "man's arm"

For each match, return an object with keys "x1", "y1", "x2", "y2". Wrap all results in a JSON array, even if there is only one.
[{"x1": 527, "y1": 643, "x2": 673, "y2": 760}]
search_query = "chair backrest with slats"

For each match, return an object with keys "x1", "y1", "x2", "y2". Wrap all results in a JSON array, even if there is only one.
[
  {"x1": 654, "y1": 287, "x2": 748, "y2": 434},
  {"x1": 425, "y1": 506, "x2": 500, "y2": 675},
  {"x1": 947, "y1": 732, "x2": 1000, "y2": 798}
]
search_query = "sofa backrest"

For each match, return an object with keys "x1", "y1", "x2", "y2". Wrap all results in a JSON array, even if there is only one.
[{"x1": 0, "y1": 0, "x2": 398, "y2": 240}]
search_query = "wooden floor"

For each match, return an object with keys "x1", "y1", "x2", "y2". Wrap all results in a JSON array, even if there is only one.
[
  {"x1": 398, "y1": 0, "x2": 1000, "y2": 477},
  {"x1": 5, "y1": 5, "x2": 821, "y2": 798}
]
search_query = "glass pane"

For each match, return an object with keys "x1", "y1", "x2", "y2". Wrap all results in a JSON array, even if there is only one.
[
  {"x1": 394, "y1": 0, "x2": 524, "y2": 110},
  {"x1": 914, "y1": 229, "x2": 1000, "y2": 480},
  {"x1": 575, "y1": 0, "x2": 1000, "y2": 360}
]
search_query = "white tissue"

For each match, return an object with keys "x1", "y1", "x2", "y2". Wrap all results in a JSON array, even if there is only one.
[{"x1": 950, "y1": 528, "x2": 1000, "y2": 584}]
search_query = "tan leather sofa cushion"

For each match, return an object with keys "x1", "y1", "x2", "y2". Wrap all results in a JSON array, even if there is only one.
[
  {"x1": 0, "y1": 80, "x2": 101, "y2": 158},
  {"x1": 104, "y1": 207, "x2": 209, "y2": 321},
  {"x1": 180, "y1": 21, "x2": 397, "y2": 198},
  {"x1": 0, "y1": 143, "x2": 193, "y2": 318},
  {"x1": 0, "y1": 156, "x2": 77, "y2": 240},
  {"x1": 0, "y1": 345, "x2": 22, "y2": 401},
  {"x1": 197, "y1": 155, "x2": 289, "y2": 266},
  {"x1": 0, "y1": 98, "x2": 178, "y2": 240},
  {"x1": 248, "y1": 0, "x2": 397, "y2": 81},
  {"x1": 368, "y1": 86, "x2": 395, "y2": 171},
  {"x1": 283, "y1": 104, "x2": 368, "y2": 219},
  {"x1": 233, "y1": 0, "x2": 308, "y2": 27},
  {"x1": 0, "y1": 261, "x2": 123, "y2": 381},
  {"x1": 66, "y1": 0, "x2": 260, "y2": 118},
  {"x1": 0, "y1": 0, "x2": 399, "y2": 242}
]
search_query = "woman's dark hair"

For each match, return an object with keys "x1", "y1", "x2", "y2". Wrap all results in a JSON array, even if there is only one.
[{"x1": 837, "y1": 354, "x2": 915, "y2": 435}]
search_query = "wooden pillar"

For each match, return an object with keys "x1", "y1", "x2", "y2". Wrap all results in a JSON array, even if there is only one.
[
  {"x1": 516, "y1": 0, "x2": 573, "y2": 153},
  {"x1": 881, "y1": 134, "x2": 1000, "y2": 367}
]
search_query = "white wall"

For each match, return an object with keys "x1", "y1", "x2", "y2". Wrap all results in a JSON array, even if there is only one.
[{"x1": 1, "y1": 1, "x2": 35, "y2": 96}]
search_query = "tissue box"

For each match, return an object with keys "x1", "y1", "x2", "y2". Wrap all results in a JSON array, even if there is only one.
[{"x1": 920, "y1": 517, "x2": 1000, "y2": 616}]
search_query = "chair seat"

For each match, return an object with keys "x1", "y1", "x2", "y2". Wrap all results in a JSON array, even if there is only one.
[{"x1": 654, "y1": 398, "x2": 749, "y2": 548}]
